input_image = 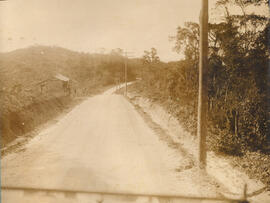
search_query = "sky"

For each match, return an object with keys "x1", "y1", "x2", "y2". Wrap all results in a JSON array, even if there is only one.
[{"x1": 0, "y1": 0, "x2": 267, "y2": 61}]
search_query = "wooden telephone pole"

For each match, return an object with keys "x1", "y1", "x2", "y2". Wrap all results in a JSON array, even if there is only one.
[
  {"x1": 198, "y1": 0, "x2": 208, "y2": 168},
  {"x1": 124, "y1": 51, "x2": 134, "y2": 96},
  {"x1": 125, "y1": 52, "x2": 127, "y2": 96}
]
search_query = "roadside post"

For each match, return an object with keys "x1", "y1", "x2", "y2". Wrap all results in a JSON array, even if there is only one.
[
  {"x1": 124, "y1": 51, "x2": 134, "y2": 96},
  {"x1": 125, "y1": 52, "x2": 127, "y2": 96},
  {"x1": 198, "y1": 0, "x2": 208, "y2": 169}
]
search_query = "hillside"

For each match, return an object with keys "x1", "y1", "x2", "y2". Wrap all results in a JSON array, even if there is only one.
[{"x1": 0, "y1": 45, "x2": 138, "y2": 148}]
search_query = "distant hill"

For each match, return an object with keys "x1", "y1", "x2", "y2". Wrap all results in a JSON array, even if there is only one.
[
  {"x1": 0, "y1": 45, "x2": 138, "y2": 91},
  {"x1": 0, "y1": 46, "x2": 93, "y2": 90}
]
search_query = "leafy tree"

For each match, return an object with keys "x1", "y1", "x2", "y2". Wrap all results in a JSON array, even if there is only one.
[
  {"x1": 170, "y1": 22, "x2": 200, "y2": 60},
  {"x1": 142, "y1": 48, "x2": 160, "y2": 64},
  {"x1": 110, "y1": 48, "x2": 124, "y2": 56},
  {"x1": 142, "y1": 0, "x2": 269, "y2": 154}
]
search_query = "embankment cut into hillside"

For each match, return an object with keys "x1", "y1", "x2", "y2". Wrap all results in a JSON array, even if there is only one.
[{"x1": 1, "y1": 96, "x2": 74, "y2": 148}]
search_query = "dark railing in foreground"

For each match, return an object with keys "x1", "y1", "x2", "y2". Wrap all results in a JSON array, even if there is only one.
[{"x1": 1, "y1": 185, "x2": 249, "y2": 203}]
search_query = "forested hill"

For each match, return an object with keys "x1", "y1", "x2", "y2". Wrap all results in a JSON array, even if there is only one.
[{"x1": 0, "y1": 45, "x2": 137, "y2": 91}]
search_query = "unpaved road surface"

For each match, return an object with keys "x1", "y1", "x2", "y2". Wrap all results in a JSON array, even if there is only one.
[{"x1": 1, "y1": 87, "x2": 221, "y2": 203}]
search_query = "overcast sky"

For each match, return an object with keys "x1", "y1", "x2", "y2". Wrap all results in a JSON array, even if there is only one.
[{"x1": 0, "y1": 0, "x2": 267, "y2": 61}]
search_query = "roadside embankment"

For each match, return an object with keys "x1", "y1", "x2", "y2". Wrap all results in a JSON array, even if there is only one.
[
  {"x1": 121, "y1": 83, "x2": 270, "y2": 203},
  {"x1": 1, "y1": 96, "x2": 73, "y2": 149},
  {"x1": 0, "y1": 84, "x2": 113, "y2": 155}
]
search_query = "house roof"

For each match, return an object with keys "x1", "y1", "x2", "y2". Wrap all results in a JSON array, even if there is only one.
[{"x1": 54, "y1": 73, "x2": 69, "y2": 82}]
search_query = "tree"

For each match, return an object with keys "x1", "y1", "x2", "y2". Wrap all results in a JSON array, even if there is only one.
[
  {"x1": 170, "y1": 22, "x2": 200, "y2": 60},
  {"x1": 141, "y1": 48, "x2": 161, "y2": 88},
  {"x1": 169, "y1": 0, "x2": 269, "y2": 153},
  {"x1": 110, "y1": 48, "x2": 124, "y2": 56},
  {"x1": 142, "y1": 48, "x2": 160, "y2": 64}
]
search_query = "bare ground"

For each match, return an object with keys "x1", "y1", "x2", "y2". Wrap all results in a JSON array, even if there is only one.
[{"x1": 2, "y1": 86, "x2": 226, "y2": 203}]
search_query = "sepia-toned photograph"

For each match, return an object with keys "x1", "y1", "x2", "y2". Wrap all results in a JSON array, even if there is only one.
[{"x1": 0, "y1": 0, "x2": 269, "y2": 202}]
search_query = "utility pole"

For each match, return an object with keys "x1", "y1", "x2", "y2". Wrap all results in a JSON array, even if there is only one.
[
  {"x1": 124, "y1": 51, "x2": 134, "y2": 96},
  {"x1": 125, "y1": 52, "x2": 127, "y2": 96},
  {"x1": 198, "y1": 0, "x2": 208, "y2": 169}
]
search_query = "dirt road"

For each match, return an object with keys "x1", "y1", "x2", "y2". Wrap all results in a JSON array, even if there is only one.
[{"x1": 1, "y1": 86, "x2": 221, "y2": 202}]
